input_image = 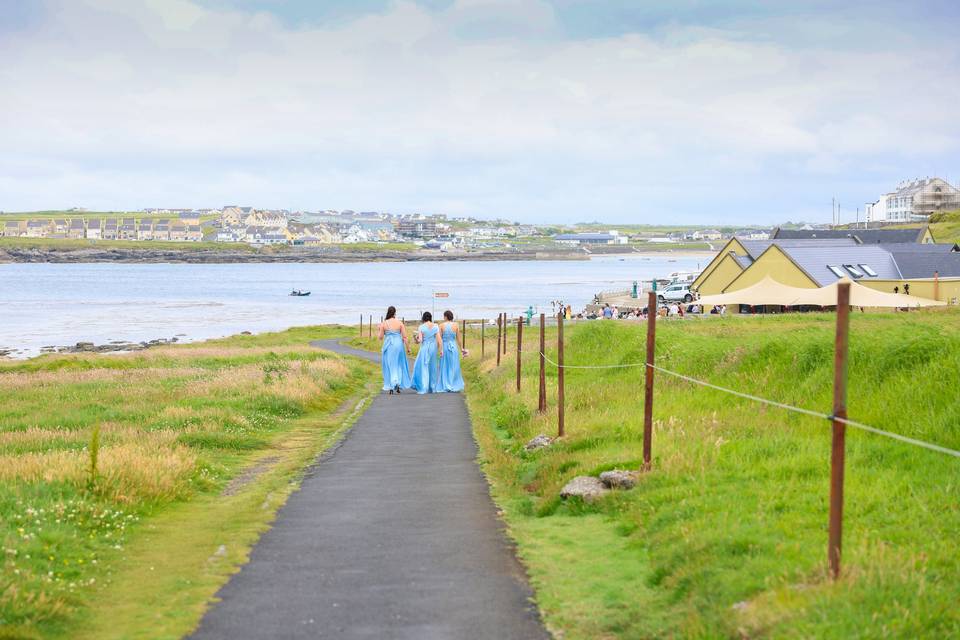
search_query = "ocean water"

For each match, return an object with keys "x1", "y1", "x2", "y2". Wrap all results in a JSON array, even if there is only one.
[{"x1": 0, "y1": 254, "x2": 705, "y2": 357}]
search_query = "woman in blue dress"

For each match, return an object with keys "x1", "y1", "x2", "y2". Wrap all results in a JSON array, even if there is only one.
[
  {"x1": 411, "y1": 311, "x2": 442, "y2": 394},
  {"x1": 378, "y1": 306, "x2": 412, "y2": 394},
  {"x1": 438, "y1": 310, "x2": 465, "y2": 392}
]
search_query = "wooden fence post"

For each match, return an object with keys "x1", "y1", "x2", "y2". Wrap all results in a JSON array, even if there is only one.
[
  {"x1": 462, "y1": 319, "x2": 467, "y2": 350},
  {"x1": 516, "y1": 315, "x2": 523, "y2": 392},
  {"x1": 829, "y1": 281, "x2": 851, "y2": 579},
  {"x1": 643, "y1": 291, "x2": 657, "y2": 471},
  {"x1": 481, "y1": 319, "x2": 485, "y2": 358},
  {"x1": 496, "y1": 314, "x2": 502, "y2": 366},
  {"x1": 538, "y1": 313, "x2": 546, "y2": 413},
  {"x1": 368, "y1": 315, "x2": 372, "y2": 339},
  {"x1": 557, "y1": 312, "x2": 565, "y2": 438},
  {"x1": 502, "y1": 312, "x2": 508, "y2": 355},
  {"x1": 359, "y1": 313, "x2": 363, "y2": 337}
]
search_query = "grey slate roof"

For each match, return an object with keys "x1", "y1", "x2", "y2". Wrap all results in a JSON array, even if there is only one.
[
  {"x1": 763, "y1": 244, "x2": 902, "y2": 285},
  {"x1": 887, "y1": 246, "x2": 960, "y2": 278},
  {"x1": 771, "y1": 227, "x2": 927, "y2": 244},
  {"x1": 738, "y1": 238, "x2": 857, "y2": 259}
]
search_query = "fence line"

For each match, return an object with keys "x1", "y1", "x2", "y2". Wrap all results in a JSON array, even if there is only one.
[{"x1": 536, "y1": 352, "x2": 960, "y2": 459}]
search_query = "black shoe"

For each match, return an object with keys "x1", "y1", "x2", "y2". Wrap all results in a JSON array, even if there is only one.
[
  {"x1": 389, "y1": 389, "x2": 394, "y2": 395},
  {"x1": 395, "y1": 385, "x2": 402, "y2": 394}
]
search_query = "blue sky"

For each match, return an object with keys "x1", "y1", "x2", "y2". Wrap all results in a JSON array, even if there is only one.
[{"x1": 2, "y1": 0, "x2": 959, "y2": 224}]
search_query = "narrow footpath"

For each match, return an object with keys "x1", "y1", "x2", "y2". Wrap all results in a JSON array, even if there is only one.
[{"x1": 190, "y1": 339, "x2": 548, "y2": 640}]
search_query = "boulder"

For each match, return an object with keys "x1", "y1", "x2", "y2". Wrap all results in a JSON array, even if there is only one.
[
  {"x1": 560, "y1": 476, "x2": 609, "y2": 502},
  {"x1": 599, "y1": 469, "x2": 641, "y2": 490},
  {"x1": 524, "y1": 434, "x2": 553, "y2": 451}
]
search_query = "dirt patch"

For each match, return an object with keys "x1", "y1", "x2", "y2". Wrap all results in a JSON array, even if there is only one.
[{"x1": 221, "y1": 456, "x2": 281, "y2": 497}]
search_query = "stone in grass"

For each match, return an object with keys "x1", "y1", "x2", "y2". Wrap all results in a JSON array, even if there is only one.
[
  {"x1": 599, "y1": 469, "x2": 641, "y2": 490},
  {"x1": 524, "y1": 434, "x2": 554, "y2": 451},
  {"x1": 560, "y1": 476, "x2": 609, "y2": 502}
]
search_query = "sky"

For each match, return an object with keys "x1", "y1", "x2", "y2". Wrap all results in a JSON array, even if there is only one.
[{"x1": 2, "y1": 0, "x2": 959, "y2": 224}]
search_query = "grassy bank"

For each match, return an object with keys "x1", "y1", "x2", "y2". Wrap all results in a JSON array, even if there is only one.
[
  {"x1": 0, "y1": 327, "x2": 374, "y2": 639},
  {"x1": 464, "y1": 311, "x2": 960, "y2": 638},
  {"x1": 0, "y1": 237, "x2": 254, "y2": 252}
]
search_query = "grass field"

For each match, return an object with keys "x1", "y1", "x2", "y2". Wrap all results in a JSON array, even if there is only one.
[
  {"x1": 0, "y1": 327, "x2": 373, "y2": 639},
  {"x1": 463, "y1": 311, "x2": 960, "y2": 638}
]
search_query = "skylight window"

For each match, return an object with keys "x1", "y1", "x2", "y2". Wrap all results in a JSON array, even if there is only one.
[
  {"x1": 828, "y1": 265, "x2": 846, "y2": 278},
  {"x1": 858, "y1": 264, "x2": 878, "y2": 277},
  {"x1": 843, "y1": 264, "x2": 864, "y2": 278}
]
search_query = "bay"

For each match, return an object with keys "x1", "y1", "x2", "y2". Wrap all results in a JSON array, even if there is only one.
[{"x1": 0, "y1": 254, "x2": 706, "y2": 357}]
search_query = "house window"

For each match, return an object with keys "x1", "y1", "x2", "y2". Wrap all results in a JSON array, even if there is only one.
[
  {"x1": 843, "y1": 264, "x2": 864, "y2": 278},
  {"x1": 828, "y1": 265, "x2": 846, "y2": 278},
  {"x1": 858, "y1": 264, "x2": 878, "y2": 277}
]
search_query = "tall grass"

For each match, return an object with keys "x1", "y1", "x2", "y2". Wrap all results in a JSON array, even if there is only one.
[
  {"x1": 466, "y1": 310, "x2": 960, "y2": 638},
  {"x1": 0, "y1": 325, "x2": 365, "y2": 634}
]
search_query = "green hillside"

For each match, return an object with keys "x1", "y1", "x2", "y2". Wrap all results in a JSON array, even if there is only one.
[{"x1": 466, "y1": 311, "x2": 960, "y2": 638}]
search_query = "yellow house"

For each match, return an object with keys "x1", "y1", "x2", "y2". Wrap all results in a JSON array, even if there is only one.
[{"x1": 694, "y1": 238, "x2": 960, "y2": 306}]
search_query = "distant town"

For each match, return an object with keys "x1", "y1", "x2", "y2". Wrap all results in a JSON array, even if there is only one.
[{"x1": 2, "y1": 176, "x2": 958, "y2": 251}]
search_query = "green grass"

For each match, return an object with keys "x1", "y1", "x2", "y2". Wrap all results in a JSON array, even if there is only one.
[
  {"x1": 928, "y1": 210, "x2": 960, "y2": 244},
  {"x1": 464, "y1": 310, "x2": 960, "y2": 638},
  {"x1": 0, "y1": 325, "x2": 375, "y2": 639}
]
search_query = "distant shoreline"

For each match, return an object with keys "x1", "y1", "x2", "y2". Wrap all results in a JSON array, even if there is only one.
[{"x1": 0, "y1": 246, "x2": 712, "y2": 264}]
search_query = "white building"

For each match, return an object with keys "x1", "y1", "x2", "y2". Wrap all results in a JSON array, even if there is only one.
[{"x1": 866, "y1": 177, "x2": 960, "y2": 223}]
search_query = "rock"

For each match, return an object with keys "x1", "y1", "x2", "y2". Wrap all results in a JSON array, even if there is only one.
[
  {"x1": 732, "y1": 601, "x2": 750, "y2": 611},
  {"x1": 75, "y1": 341, "x2": 96, "y2": 351},
  {"x1": 241, "y1": 331, "x2": 252, "y2": 335},
  {"x1": 524, "y1": 434, "x2": 553, "y2": 451},
  {"x1": 560, "y1": 476, "x2": 609, "y2": 502},
  {"x1": 599, "y1": 469, "x2": 641, "y2": 490}
]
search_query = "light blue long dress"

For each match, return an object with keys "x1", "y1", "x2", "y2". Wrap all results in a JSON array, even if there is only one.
[
  {"x1": 381, "y1": 328, "x2": 412, "y2": 392},
  {"x1": 439, "y1": 322, "x2": 465, "y2": 392},
  {"x1": 411, "y1": 323, "x2": 440, "y2": 394}
]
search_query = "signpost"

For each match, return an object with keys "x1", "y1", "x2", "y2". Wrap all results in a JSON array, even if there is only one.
[{"x1": 432, "y1": 291, "x2": 449, "y2": 317}]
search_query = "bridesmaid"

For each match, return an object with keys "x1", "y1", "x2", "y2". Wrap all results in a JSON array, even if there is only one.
[
  {"x1": 438, "y1": 310, "x2": 465, "y2": 392},
  {"x1": 378, "y1": 306, "x2": 412, "y2": 394},
  {"x1": 411, "y1": 311, "x2": 442, "y2": 394}
]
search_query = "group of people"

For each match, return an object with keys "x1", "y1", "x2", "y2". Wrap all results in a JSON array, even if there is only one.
[
  {"x1": 598, "y1": 301, "x2": 723, "y2": 320},
  {"x1": 379, "y1": 306, "x2": 466, "y2": 395}
]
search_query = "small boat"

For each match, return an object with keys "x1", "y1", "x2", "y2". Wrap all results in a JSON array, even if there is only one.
[{"x1": 289, "y1": 290, "x2": 311, "y2": 297}]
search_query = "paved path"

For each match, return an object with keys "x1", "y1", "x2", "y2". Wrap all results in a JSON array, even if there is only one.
[{"x1": 190, "y1": 340, "x2": 548, "y2": 640}]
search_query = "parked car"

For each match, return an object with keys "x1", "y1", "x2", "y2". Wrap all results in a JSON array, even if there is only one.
[{"x1": 657, "y1": 283, "x2": 694, "y2": 303}]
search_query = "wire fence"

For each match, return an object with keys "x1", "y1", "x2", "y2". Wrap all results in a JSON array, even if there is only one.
[
  {"x1": 486, "y1": 290, "x2": 958, "y2": 580},
  {"x1": 539, "y1": 352, "x2": 960, "y2": 459}
]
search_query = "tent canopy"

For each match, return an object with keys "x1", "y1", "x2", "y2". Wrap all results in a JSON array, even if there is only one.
[{"x1": 696, "y1": 275, "x2": 945, "y2": 308}]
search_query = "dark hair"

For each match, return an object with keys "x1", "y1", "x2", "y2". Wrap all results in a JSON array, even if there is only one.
[
  {"x1": 421, "y1": 311, "x2": 432, "y2": 322},
  {"x1": 385, "y1": 306, "x2": 396, "y2": 320},
  {"x1": 443, "y1": 310, "x2": 454, "y2": 321}
]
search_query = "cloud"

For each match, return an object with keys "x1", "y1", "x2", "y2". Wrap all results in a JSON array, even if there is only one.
[{"x1": 1, "y1": 0, "x2": 958, "y2": 222}]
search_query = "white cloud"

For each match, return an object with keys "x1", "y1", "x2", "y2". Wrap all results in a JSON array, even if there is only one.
[{"x1": 1, "y1": 0, "x2": 958, "y2": 221}]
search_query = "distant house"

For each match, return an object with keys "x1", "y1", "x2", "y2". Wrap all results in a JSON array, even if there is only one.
[
  {"x1": 179, "y1": 211, "x2": 201, "y2": 225},
  {"x1": 86, "y1": 219, "x2": 102, "y2": 240},
  {"x1": 243, "y1": 211, "x2": 288, "y2": 229},
  {"x1": 52, "y1": 219, "x2": 69, "y2": 235},
  {"x1": 153, "y1": 223, "x2": 170, "y2": 241},
  {"x1": 67, "y1": 219, "x2": 85, "y2": 239},
  {"x1": 103, "y1": 219, "x2": 119, "y2": 240},
  {"x1": 553, "y1": 231, "x2": 627, "y2": 246},
  {"x1": 118, "y1": 223, "x2": 137, "y2": 240},
  {"x1": 138, "y1": 221, "x2": 154, "y2": 241},
  {"x1": 691, "y1": 229, "x2": 723, "y2": 241},
  {"x1": 220, "y1": 207, "x2": 244, "y2": 226},
  {"x1": 216, "y1": 230, "x2": 242, "y2": 242},
  {"x1": 3, "y1": 220, "x2": 25, "y2": 237},
  {"x1": 186, "y1": 225, "x2": 203, "y2": 242},
  {"x1": 169, "y1": 224, "x2": 188, "y2": 241},
  {"x1": 25, "y1": 220, "x2": 49, "y2": 238}
]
